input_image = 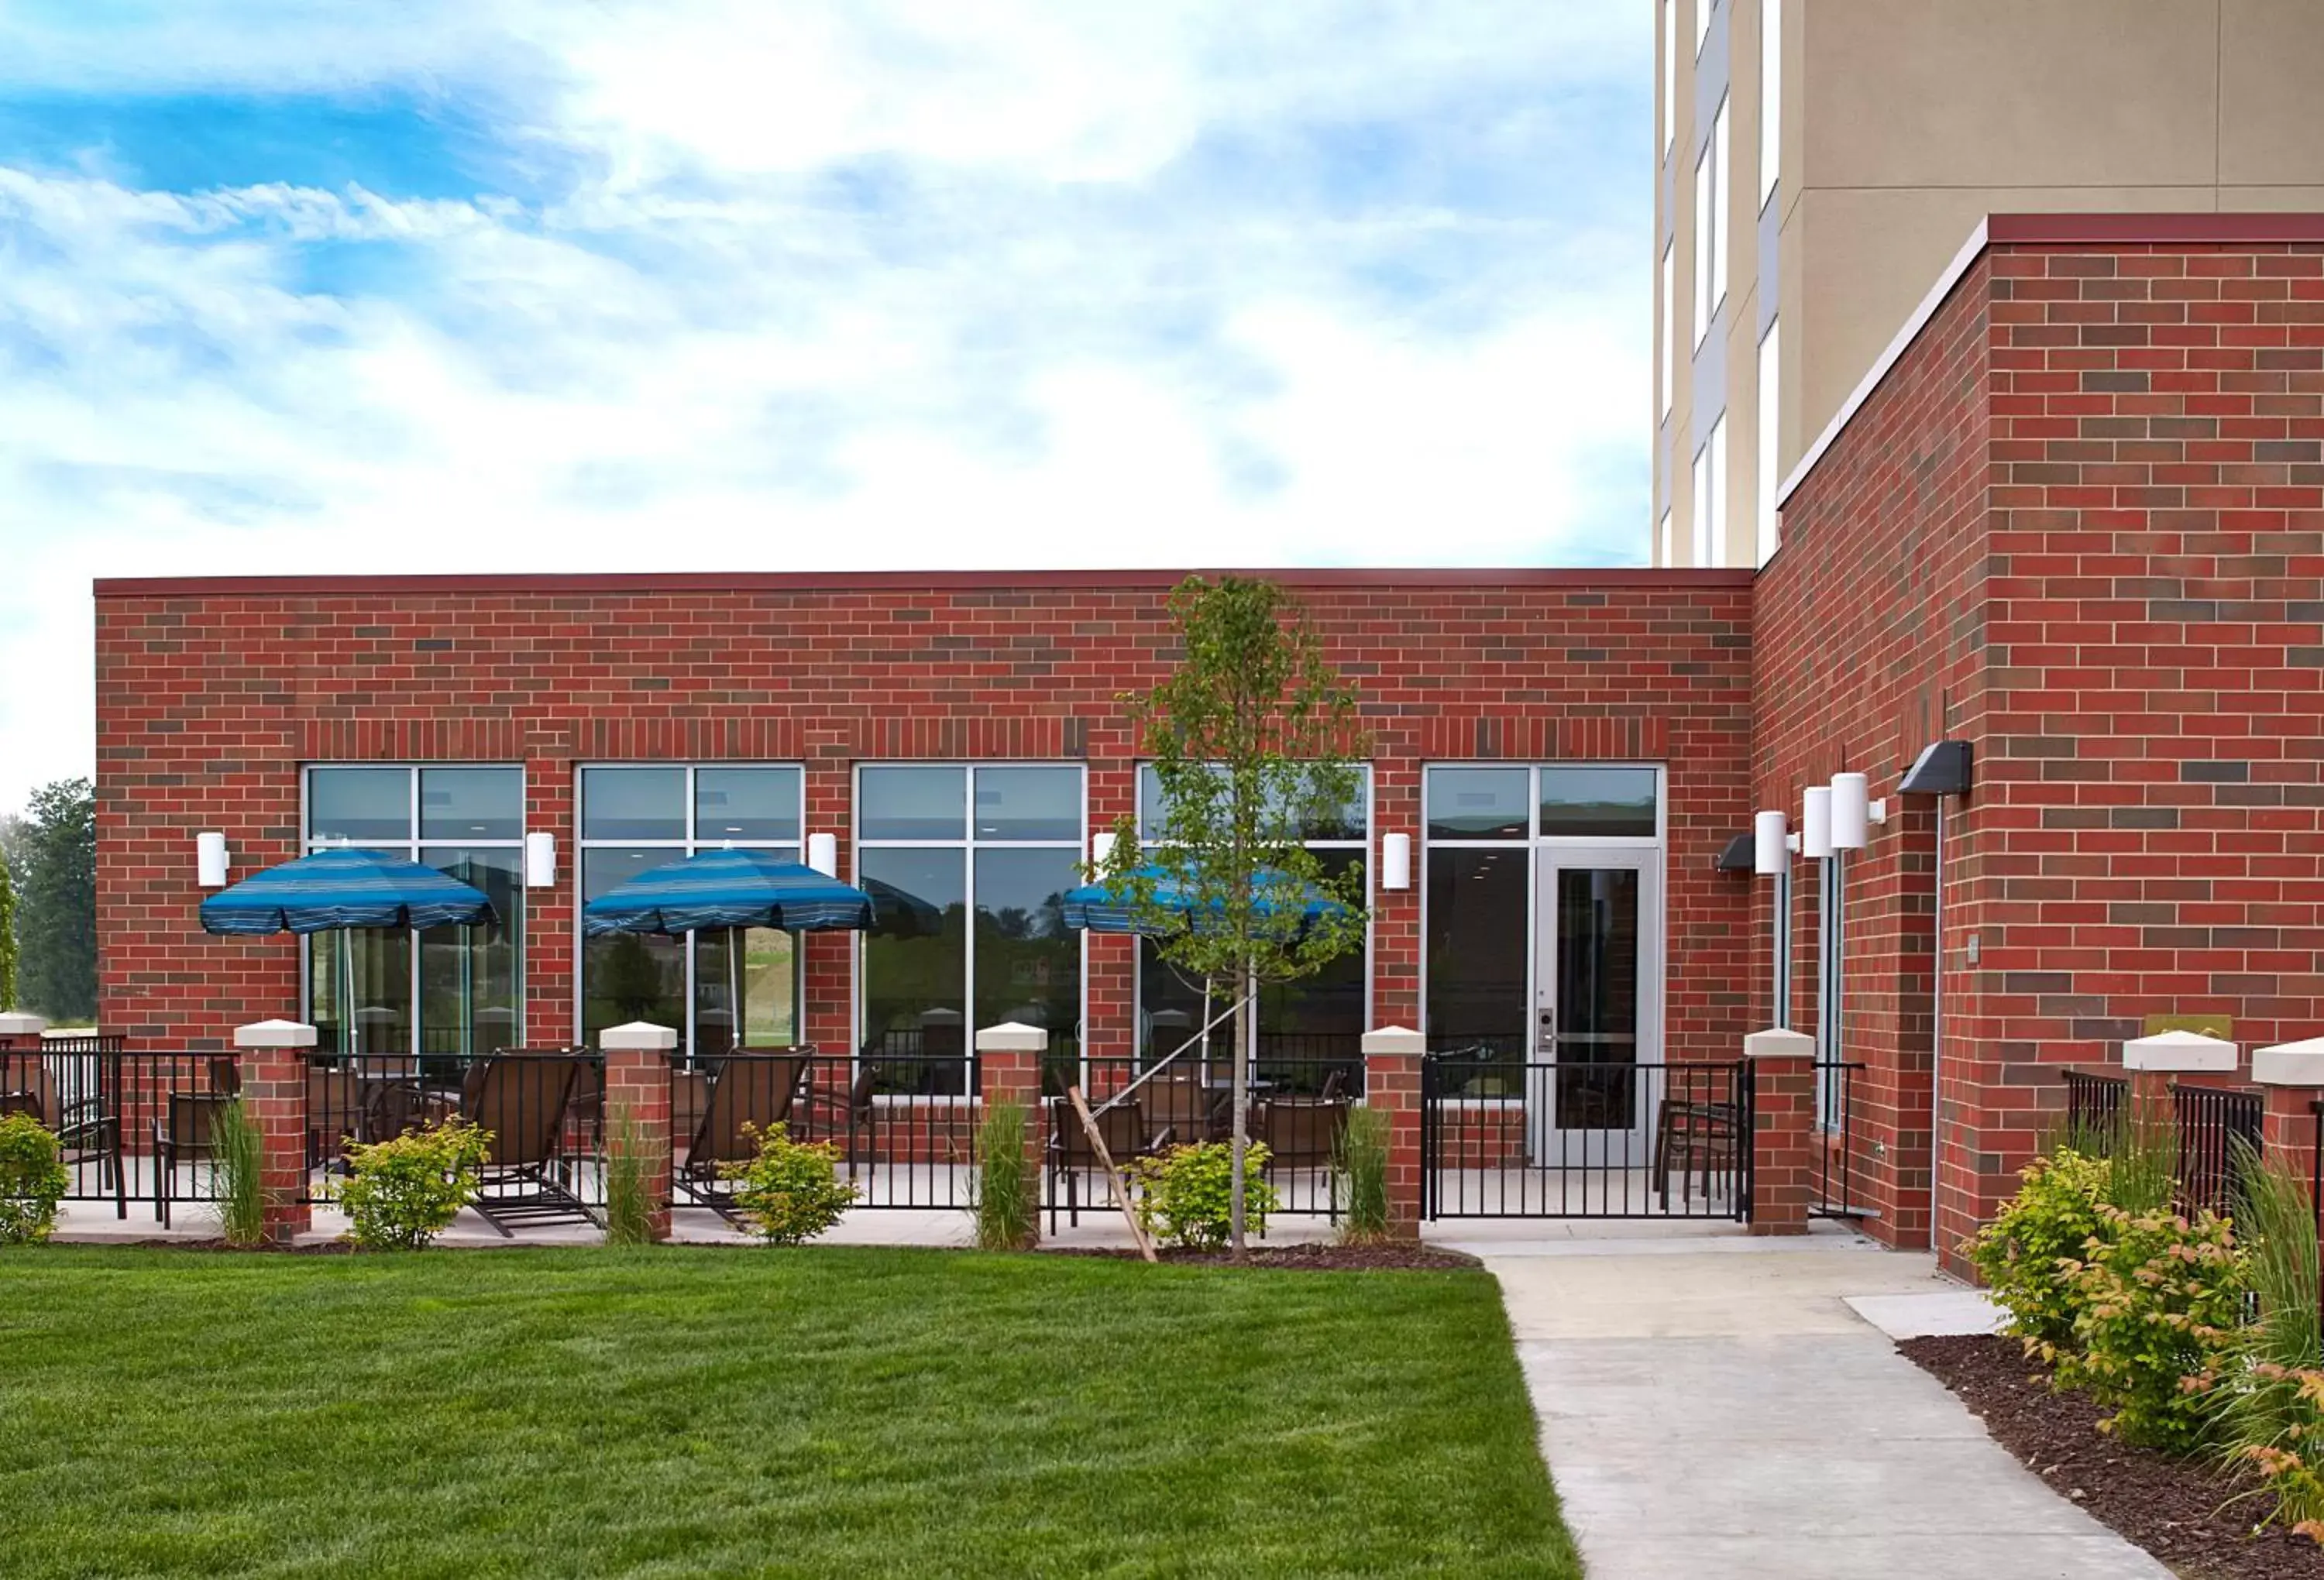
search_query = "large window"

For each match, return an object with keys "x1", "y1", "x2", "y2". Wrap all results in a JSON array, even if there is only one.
[
  {"x1": 304, "y1": 765, "x2": 524, "y2": 1056},
  {"x1": 1700, "y1": 413, "x2": 1728, "y2": 565},
  {"x1": 1693, "y1": 143, "x2": 1712, "y2": 350},
  {"x1": 1757, "y1": 318, "x2": 1781, "y2": 566},
  {"x1": 578, "y1": 764, "x2": 803, "y2": 1053},
  {"x1": 1136, "y1": 764, "x2": 1369, "y2": 1067},
  {"x1": 1659, "y1": 242, "x2": 1675, "y2": 423},
  {"x1": 1759, "y1": 0, "x2": 1782, "y2": 209},
  {"x1": 1422, "y1": 765, "x2": 1663, "y2": 1091},
  {"x1": 1710, "y1": 94, "x2": 1731, "y2": 321},
  {"x1": 856, "y1": 765, "x2": 1084, "y2": 1089},
  {"x1": 1661, "y1": 0, "x2": 1676, "y2": 157}
]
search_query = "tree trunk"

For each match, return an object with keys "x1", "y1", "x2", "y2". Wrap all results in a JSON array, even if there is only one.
[{"x1": 1229, "y1": 960, "x2": 1253, "y2": 1262}]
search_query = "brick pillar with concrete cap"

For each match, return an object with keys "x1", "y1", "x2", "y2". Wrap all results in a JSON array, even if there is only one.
[
  {"x1": 2120, "y1": 1030, "x2": 2238, "y2": 1136},
  {"x1": 0, "y1": 1011, "x2": 46, "y2": 1049},
  {"x1": 2253, "y1": 1037, "x2": 2324, "y2": 1201},
  {"x1": 1362, "y1": 1025, "x2": 1425, "y2": 1238},
  {"x1": 1745, "y1": 1026, "x2": 1816, "y2": 1236},
  {"x1": 975, "y1": 1022, "x2": 1047, "y2": 1245},
  {"x1": 600, "y1": 1022, "x2": 676, "y2": 1241},
  {"x1": 235, "y1": 1018, "x2": 315, "y2": 1243}
]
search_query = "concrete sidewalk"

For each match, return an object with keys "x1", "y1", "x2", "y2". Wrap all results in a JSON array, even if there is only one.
[{"x1": 1458, "y1": 1231, "x2": 2168, "y2": 1580}]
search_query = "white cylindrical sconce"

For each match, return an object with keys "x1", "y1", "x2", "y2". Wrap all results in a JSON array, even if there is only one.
[
  {"x1": 196, "y1": 832, "x2": 230, "y2": 888},
  {"x1": 1091, "y1": 830, "x2": 1118, "y2": 868},
  {"x1": 806, "y1": 832, "x2": 838, "y2": 876},
  {"x1": 1830, "y1": 772, "x2": 1871, "y2": 850},
  {"x1": 524, "y1": 831, "x2": 556, "y2": 888},
  {"x1": 1801, "y1": 786, "x2": 1834, "y2": 860},
  {"x1": 1752, "y1": 811, "x2": 1789, "y2": 876},
  {"x1": 1381, "y1": 833, "x2": 1412, "y2": 891}
]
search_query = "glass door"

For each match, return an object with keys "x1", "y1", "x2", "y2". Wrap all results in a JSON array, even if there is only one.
[{"x1": 1529, "y1": 848, "x2": 1661, "y2": 1164}]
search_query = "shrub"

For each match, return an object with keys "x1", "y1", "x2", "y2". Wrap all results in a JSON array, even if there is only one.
[
  {"x1": 1966, "y1": 1147, "x2": 2113, "y2": 1354},
  {"x1": 973, "y1": 1098, "x2": 1037, "y2": 1251},
  {"x1": 603, "y1": 1108, "x2": 657, "y2": 1247},
  {"x1": 329, "y1": 1119, "x2": 491, "y2": 1252},
  {"x1": 0, "y1": 1112, "x2": 69, "y2": 1245},
  {"x1": 2219, "y1": 1142, "x2": 2324, "y2": 1538},
  {"x1": 720, "y1": 1122, "x2": 858, "y2": 1245},
  {"x1": 2057, "y1": 1203, "x2": 2247, "y2": 1455},
  {"x1": 209, "y1": 1097, "x2": 268, "y2": 1249},
  {"x1": 1335, "y1": 1105, "x2": 1392, "y2": 1243},
  {"x1": 1129, "y1": 1141, "x2": 1281, "y2": 1251}
]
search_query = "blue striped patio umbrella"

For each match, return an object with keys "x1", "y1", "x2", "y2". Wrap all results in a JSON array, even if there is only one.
[
  {"x1": 583, "y1": 849, "x2": 875, "y2": 1050},
  {"x1": 200, "y1": 847, "x2": 497, "y2": 1054},
  {"x1": 1061, "y1": 864, "x2": 1349, "y2": 936}
]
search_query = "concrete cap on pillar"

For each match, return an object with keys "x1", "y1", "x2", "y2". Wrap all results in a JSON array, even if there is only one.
[
  {"x1": 2253, "y1": 1036, "x2": 2324, "y2": 1088},
  {"x1": 1744, "y1": 1027, "x2": 1815, "y2": 1060},
  {"x1": 2122, "y1": 1030, "x2": 2236, "y2": 1073},
  {"x1": 234, "y1": 1018, "x2": 318, "y2": 1049},
  {"x1": 0, "y1": 1012, "x2": 49, "y2": 1037},
  {"x1": 1360, "y1": 1025, "x2": 1425, "y2": 1056},
  {"x1": 975, "y1": 1022, "x2": 1050, "y2": 1053},
  {"x1": 600, "y1": 1021, "x2": 679, "y2": 1053}
]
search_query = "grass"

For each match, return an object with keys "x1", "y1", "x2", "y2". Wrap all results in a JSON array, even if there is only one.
[{"x1": 0, "y1": 1245, "x2": 1578, "y2": 1578}]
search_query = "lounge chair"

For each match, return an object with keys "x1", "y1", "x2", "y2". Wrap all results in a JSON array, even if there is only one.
[
  {"x1": 154, "y1": 1058, "x2": 240, "y2": 1228},
  {"x1": 672, "y1": 1053, "x2": 806, "y2": 1219},
  {"x1": 459, "y1": 1056, "x2": 591, "y2": 1236},
  {"x1": 1047, "y1": 1095, "x2": 1156, "y2": 1233},
  {"x1": 1257, "y1": 1094, "x2": 1351, "y2": 1221}
]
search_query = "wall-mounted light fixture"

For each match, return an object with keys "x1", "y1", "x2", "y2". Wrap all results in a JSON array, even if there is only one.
[
  {"x1": 524, "y1": 831, "x2": 557, "y2": 889},
  {"x1": 1380, "y1": 833, "x2": 1412, "y2": 891},
  {"x1": 196, "y1": 832, "x2": 230, "y2": 888},
  {"x1": 1753, "y1": 810, "x2": 1789, "y2": 876},
  {"x1": 806, "y1": 832, "x2": 838, "y2": 876},
  {"x1": 1800, "y1": 786, "x2": 1834, "y2": 860},
  {"x1": 1829, "y1": 771, "x2": 1886, "y2": 850}
]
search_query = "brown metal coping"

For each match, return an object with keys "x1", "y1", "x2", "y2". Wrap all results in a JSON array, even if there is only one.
[{"x1": 95, "y1": 567, "x2": 1756, "y2": 598}]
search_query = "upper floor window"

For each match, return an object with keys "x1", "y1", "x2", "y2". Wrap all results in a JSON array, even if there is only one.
[
  {"x1": 1694, "y1": 0, "x2": 1713, "y2": 57},
  {"x1": 578, "y1": 764, "x2": 804, "y2": 1054},
  {"x1": 304, "y1": 765, "x2": 524, "y2": 1056},
  {"x1": 1759, "y1": 0, "x2": 1782, "y2": 208},
  {"x1": 1659, "y1": 242, "x2": 1675, "y2": 422},
  {"x1": 1661, "y1": 0, "x2": 1676, "y2": 156},
  {"x1": 1710, "y1": 94, "x2": 1731, "y2": 320}
]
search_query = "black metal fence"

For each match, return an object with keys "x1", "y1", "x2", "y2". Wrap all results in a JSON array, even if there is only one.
[
  {"x1": 2055, "y1": 1068, "x2": 2264, "y2": 1220},
  {"x1": 1, "y1": 1045, "x2": 242, "y2": 1224},
  {"x1": 1422, "y1": 1056, "x2": 1751, "y2": 1221},
  {"x1": 301, "y1": 1051, "x2": 605, "y2": 1235},
  {"x1": 2062, "y1": 1068, "x2": 2128, "y2": 1140}
]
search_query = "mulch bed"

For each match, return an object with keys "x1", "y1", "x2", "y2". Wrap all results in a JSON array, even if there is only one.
[
  {"x1": 1047, "y1": 1242, "x2": 1483, "y2": 1272},
  {"x1": 1901, "y1": 1334, "x2": 2324, "y2": 1580}
]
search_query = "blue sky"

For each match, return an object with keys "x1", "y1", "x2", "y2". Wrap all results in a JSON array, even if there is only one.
[{"x1": 0, "y1": 2, "x2": 1652, "y2": 809}]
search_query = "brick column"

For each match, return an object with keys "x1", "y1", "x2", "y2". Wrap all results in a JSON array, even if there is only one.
[
  {"x1": 2121, "y1": 1030, "x2": 2238, "y2": 1140},
  {"x1": 234, "y1": 1018, "x2": 315, "y2": 1244},
  {"x1": 601, "y1": 1021, "x2": 676, "y2": 1242},
  {"x1": 2254, "y1": 1038, "x2": 2324, "y2": 1202},
  {"x1": 1362, "y1": 1025, "x2": 1425, "y2": 1240},
  {"x1": 976, "y1": 1021, "x2": 1046, "y2": 1245},
  {"x1": 1746, "y1": 1027, "x2": 1816, "y2": 1236}
]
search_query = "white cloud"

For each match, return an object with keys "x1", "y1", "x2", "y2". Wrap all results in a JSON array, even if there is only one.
[{"x1": 0, "y1": 2, "x2": 1651, "y2": 811}]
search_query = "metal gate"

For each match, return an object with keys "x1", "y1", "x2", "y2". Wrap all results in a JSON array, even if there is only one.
[{"x1": 1422, "y1": 1053, "x2": 1751, "y2": 1221}]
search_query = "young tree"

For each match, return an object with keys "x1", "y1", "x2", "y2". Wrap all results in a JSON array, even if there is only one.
[
  {"x1": 1095, "y1": 576, "x2": 1368, "y2": 1259},
  {"x1": 15, "y1": 779, "x2": 96, "y2": 1023},
  {"x1": 0, "y1": 846, "x2": 17, "y2": 1012}
]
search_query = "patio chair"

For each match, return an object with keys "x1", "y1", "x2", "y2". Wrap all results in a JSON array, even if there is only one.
[
  {"x1": 458, "y1": 1056, "x2": 592, "y2": 1236},
  {"x1": 154, "y1": 1058, "x2": 240, "y2": 1228},
  {"x1": 1142, "y1": 1069, "x2": 1208, "y2": 1149},
  {"x1": 1653, "y1": 1095, "x2": 1742, "y2": 1209},
  {"x1": 1047, "y1": 1095, "x2": 1154, "y2": 1233},
  {"x1": 1, "y1": 1053, "x2": 119, "y2": 1194},
  {"x1": 1257, "y1": 1095, "x2": 1351, "y2": 1221},
  {"x1": 673, "y1": 1053, "x2": 806, "y2": 1220}
]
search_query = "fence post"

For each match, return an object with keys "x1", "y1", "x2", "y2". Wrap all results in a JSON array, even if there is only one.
[
  {"x1": 1745, "y1": 1027, "x2": 1815, "y2": 1235},
  {"x1": 2254, "y1": 1037, "x2": 2324, "y2": 1201},
  {"x1": 600, "y1": 1022, "x2": 676, "y2": 1242},
  {"x1": 0, "y1": 1012, "x2": 46, "y2": 1044},
  {"x1": 1362, "y1": 1025, "x2": 1425, "y2": 1239},
  {"x1": 235, "y1": 1018, "x2": 314, "y2": 1245},
  {"x1": 975, "y1": 1022, "x2": 1047, "y2": 1246}
]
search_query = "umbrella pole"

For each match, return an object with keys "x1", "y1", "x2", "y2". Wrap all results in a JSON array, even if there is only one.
[{"x1": 730, "y1": 925, "x2": 744, "y2": 1053}]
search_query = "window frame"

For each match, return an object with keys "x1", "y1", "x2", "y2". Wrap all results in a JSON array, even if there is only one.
[
  {"x1": 1418, "y1": 764, "x2": 1669, "y2": 1101},
  {"x1": 1129, "y1": 762, "x2": 1375, "y2": 1060},
  {"x1": 299, "y1": 762, "x2": 528, "y2": 1055},
  {"x1": 851, "y1": 761, "x2": 1089, "y2": 1083},
  {"x1": 572, "y1": 761, "x2": 808, "y2": 1053}
]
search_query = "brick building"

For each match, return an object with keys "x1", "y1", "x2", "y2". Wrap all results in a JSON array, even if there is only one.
[{"x1": 91, "y1": 215, "x2": 2324, "y2": 1262}]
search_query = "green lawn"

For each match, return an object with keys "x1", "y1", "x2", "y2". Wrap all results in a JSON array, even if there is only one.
[{"x1": 0, "y1": 1246, "x2": 1577, "y2": 1578}]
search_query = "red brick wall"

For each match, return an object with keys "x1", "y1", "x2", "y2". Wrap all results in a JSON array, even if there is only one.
[
  {"x1": 95, "y1": 575, "x2": 1757, "y2": 1070},
  {"x1": 1766, "y1": 231, "x2": 2324, "y2": 1266}
]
